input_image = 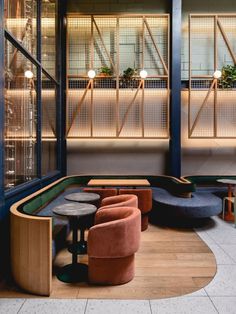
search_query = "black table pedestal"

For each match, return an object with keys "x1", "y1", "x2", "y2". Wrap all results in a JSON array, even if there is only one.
[
  {"x1": 56, "y1": 217, "x2": 88, "y2": 283},
  {"x1": 56, "y1": 263, "x2": 88, "y2": 283},
  {"x1": 53, "y1": 202, "x2": 97, "y2": 284},
  {"x1": 68, "y1": 228, "x2": 87, "y2": 255}
]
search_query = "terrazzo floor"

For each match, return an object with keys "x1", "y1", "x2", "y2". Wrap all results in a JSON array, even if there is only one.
[{"x1": 1, "y1": 216, "x2": 236, "y2": 314}]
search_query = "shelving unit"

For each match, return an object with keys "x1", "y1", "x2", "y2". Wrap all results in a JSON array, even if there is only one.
[
  {"x1": 67, "y1": 15, "x2": 170, "y2": 139},
  {"x1": 189, "y1": 14, "x2": 236, "y2": 138}
]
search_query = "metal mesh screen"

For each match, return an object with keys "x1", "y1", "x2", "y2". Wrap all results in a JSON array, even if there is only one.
[
  {"x1": 119, "y1": 17, "x2": 143, "y2": 73},
  {"x1": 190, "y1": 17, "x2": 215, "y2": 77},
  {"x1": 68, "y1": 17, "x2": 91, "y2": 76},
  {"x1": 41, "y1": 0, "x2": 56, "y2": 78},
  {"x1": 41, "y1": 74, "x2": 57, "y2": 175},
  {"x1": 144, "y1": 17, "x2": 168, "y2": 76},
  {"x1": 189, "y1": 90, "x2": 215, "y2": 137},
  {"x1": 93, "y1": 17, "x2": 117, "y2": 75},
  {"x1": 144, "y1": 89, "x2": 169, "y2": 137},
  {"x1": 67, "y1": 15, "x2": 169, "y2": 139},
  {"x1": 217, "y1": 91, "x2": 236, "y2": 137},
  {"x1": 67, "y1": 79, "x2": 92, "y2": 137},
  {"x1": 217, "y1": 17, "x2": 236, "y2": 69},
  {"x1": 189, "y1": 15, "x2": 236, "y2": 138}
]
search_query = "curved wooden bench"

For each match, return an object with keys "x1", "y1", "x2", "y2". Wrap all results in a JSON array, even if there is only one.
[
  {"x1": 11, "y1": 208, "x2": 52, "y2": 296},
  {"x1": 10, "y1": 174, "x2": 195, "y2": 296}
]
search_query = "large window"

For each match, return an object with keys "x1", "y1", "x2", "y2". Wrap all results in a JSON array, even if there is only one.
[{"x1": 4, "y1": 0, "x2": 59, "y2": 190}]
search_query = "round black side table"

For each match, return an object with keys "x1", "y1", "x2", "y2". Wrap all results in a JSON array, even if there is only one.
[{"x1": 53, "y1": 202, "x2": 97, "y2": 283}]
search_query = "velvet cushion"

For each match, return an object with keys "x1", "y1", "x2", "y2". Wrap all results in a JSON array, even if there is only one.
[
  {"x1": 119, "y1": 189, "x2": 152, "y2": 214},
  {"x1": 89, "y1": 255, "x2": 135, "y2": 285},
  {"x1": 88, "y1": 206, "x2": 141, "y2": 285},
  {"x1": 141, "y1": 214, "x2": 149, "y2": 231},
  {"x1": 100, "y1": 194, "x2": 138, "y2": 210},
  {"x1": 88, "y1": 206, "x2": 141, "y2": 258}
]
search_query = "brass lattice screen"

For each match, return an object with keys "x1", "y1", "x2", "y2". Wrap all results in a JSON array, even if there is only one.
[
  {"x1": 189, "y1": 14, "x2": 236, "y2": 138},
  {"x1": 67, "y1": 15, "x2": 169, "y2": 139}
]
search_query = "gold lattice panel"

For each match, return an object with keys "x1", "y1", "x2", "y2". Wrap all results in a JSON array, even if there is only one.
[
  {"x1": 189, "y1": 15, "x2": 236, "y2": 138},
  {"x1": 67, "y1": 15, "x2": 169, "y2": 139},
  {"x1": 217, "y1": 91, "x2": 236, "y2": 137}
]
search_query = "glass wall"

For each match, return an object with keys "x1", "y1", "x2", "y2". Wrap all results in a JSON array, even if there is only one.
[
  {"x1": 4, "y1": 40, "x2": 37, "y2": 189},
  {"x1": 41, "y1": 73, "x2": 57, "y2": 176},
  {"x1": 41, "y1": 0, "x2": 56, "y2": 78},
  {"x1": 4, "y1": 0, "x2": 59, "y2": 190},
  {"x1": 4, "y1": 0, "x2": 37, "y2": 57}
]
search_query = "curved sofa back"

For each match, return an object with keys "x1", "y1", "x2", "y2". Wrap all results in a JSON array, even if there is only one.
[
  {"x1": 183, "y1": 175, "x2": 236, "y2": 186},
  {"x1": 17, "y1": 175, "x2": 195, "y2": 216}
]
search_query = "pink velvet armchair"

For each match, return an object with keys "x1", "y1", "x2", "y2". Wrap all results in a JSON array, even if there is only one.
[
  {"x1": 100, "y1": 194, "x2": 138, "y2": 210},
  {"x1": 88, "y1": 206, "x2": 141, "y2": 285},
  {"x1": 119, "y1": 189, "x2": 152, "y2": 231}
]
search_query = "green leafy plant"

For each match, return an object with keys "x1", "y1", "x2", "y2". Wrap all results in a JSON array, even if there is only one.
[
  {"x1": 121, "y1": 67, "x2": 138, "y2": 88},
  {"x1": 220, "y1": 65, "x2": 236, "y2": 89},
  {"x1": 99, "y1": 66, "x2": 113, "y2": 76}
]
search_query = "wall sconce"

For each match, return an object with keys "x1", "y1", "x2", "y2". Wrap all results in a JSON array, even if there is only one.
[
  {"x1": 213, "y1": 70, "x2": 222, "y2": 79},
  {"x1": 139, "y1": 69, "x2": 148, "y2": 79},
  {"x1": 87, "y1": 69, "x2": 96, "y2": 79},
  {"x1": 24, "y1": 70, "x2": 34, "y2": 79}
]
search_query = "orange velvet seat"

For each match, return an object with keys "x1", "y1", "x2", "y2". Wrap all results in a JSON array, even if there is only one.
[
  {"x1": 100, "y1": 194, "x2": 138, "y2": 210},
  {"x1": 119, "y1": 189, "x2": 152, "y2": 231},
  {"x1": 88, "y1": 206, "x2": 141, "y2": 285},
  {"x1": 83, "y1": 188, "x2": 117, "y2": 206}
]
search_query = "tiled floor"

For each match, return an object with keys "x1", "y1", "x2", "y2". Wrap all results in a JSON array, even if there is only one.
[{"x1": 0, "y1": 216, "x2": 235, "y2": 314}]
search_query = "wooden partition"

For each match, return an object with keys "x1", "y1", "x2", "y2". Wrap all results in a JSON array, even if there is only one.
[{"x1": 10, "y1": 207, "x2": 52, "y2": 296}]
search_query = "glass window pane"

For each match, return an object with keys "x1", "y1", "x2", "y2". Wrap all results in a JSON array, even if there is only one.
[
  {"x1": 4, "y1": 39, "x2": 37, "y2": 190},
  {"x1": 4, "y1": 0, "x2": 37, "y2": 57},
  {"x1": 41, "y1": 0, "x2": 57, "y2": 78},
  {"x1": 41, "y1": 73, "x2": 57, "y2": 176}
]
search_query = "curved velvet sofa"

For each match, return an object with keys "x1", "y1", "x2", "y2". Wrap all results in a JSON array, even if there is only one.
[
  {"x1": 150, "y1": 175, "x2": 236, "y2": 221},
  {"x1": 10, "y1": 174, "x2": 194, "y2": 296}
]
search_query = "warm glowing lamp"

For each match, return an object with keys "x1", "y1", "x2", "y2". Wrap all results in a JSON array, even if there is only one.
[
  {"x1": 24, "y1": 70, "x2": 34, "y2": 79},
  {"x1": 140, "y1": 69, "x2": 148, "y2": 79},
  {"x1": 213, "y1": 70, "x2": 222, "y2": 79},
  {"x1": 87, "y1": 69, "x2": 96, "y2": 79}
]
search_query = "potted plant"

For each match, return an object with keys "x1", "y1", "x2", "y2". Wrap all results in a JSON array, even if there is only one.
[
  {"x1": 99, "y1": 66, "x2": 113, "y2": 77},
  {"x1": 219, "y1": 65, "x2": 236, "y2": 89},
  {"x1": 120, "y1": 67, "x2": 138, "y2": 88}
]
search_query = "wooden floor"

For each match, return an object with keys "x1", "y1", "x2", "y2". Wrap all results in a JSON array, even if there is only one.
[{"x1": 0, "y1": 223, "x2": 217, "y2": 299}]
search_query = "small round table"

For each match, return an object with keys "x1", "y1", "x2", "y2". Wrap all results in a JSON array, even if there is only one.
[
  {"x1": 217, "y1": 179, "x2": 236, "y2": 221},
  {"x1": 64, "y1": 192, "x2": 100, "y2": 254},
  {"x1": 65, "y1": 192, "x2": 100, "y2": 203},
  {"x1": 53, "y1": 203, "x2": 97, "y2": 283}
]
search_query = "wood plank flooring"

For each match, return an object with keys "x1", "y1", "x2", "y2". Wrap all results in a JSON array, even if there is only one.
[{"x1": 0, "y1": 223, "x2": 216, "y2": 299}]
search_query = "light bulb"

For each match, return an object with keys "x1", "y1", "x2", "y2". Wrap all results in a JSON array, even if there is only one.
[
  {"x1": 140, "y1": 69, "x2": 148, "y2": 79},
  {"x1": 87, "y1": 69, "x2": 96, "y2": 79},
  {"x1": 24, "y1": 70, "x2": 34, "y2": 79},
  {"x1": 213, "y1": 70, "x2": 222, "y2": 79}
]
